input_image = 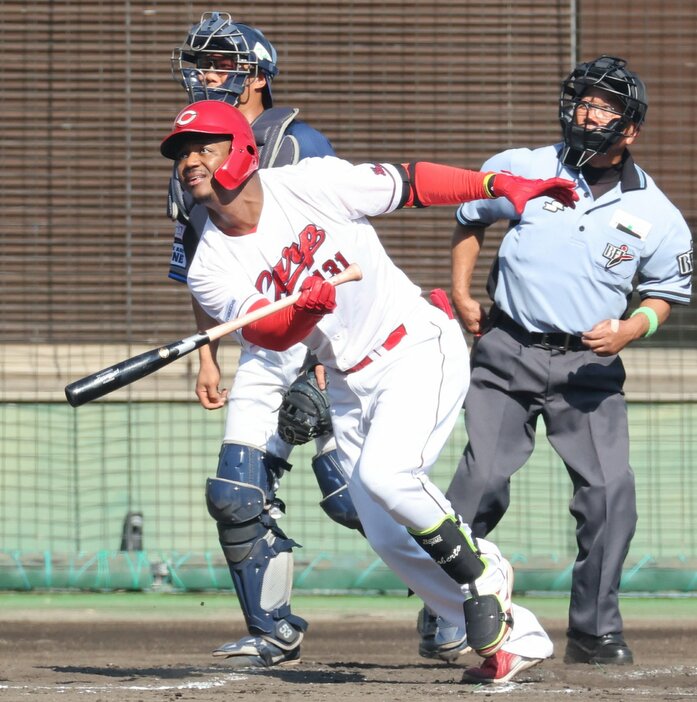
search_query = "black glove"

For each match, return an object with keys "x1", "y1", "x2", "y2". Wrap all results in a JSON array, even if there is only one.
[{"x1": 278, "y1": 366, "x2": 333, "y2": 445}]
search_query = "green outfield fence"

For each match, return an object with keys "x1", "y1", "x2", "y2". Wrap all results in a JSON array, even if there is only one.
[
  {"x1": 1, "y1": 393, "x2": 696, "y2": 594},
  {"x1": 2, "y1": 1, "x2": 697, "y2": 594}
]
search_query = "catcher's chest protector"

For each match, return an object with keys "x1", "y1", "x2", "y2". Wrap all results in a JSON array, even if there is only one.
[{"x1": 252, "y1": 107, "x2": 301, "y2": 168}]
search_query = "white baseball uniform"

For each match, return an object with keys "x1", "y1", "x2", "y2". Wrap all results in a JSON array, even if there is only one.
[
  {"x1": 188, "y1": 156, "x2": 552, "y2": 655},
  {"x1": 168, "y1": 114, "x2": 337, "y2": 460}
]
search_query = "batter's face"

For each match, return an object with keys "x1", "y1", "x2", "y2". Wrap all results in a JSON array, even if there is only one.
[{"x1": 175, "y1": 136, "x2": 231, "y2": 201}]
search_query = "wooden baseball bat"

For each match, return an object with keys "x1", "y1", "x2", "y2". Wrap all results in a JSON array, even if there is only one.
[{"x1": 65, "y1": 264, "x2": 362, "y2": 407}]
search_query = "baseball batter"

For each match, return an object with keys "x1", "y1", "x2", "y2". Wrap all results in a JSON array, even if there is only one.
[{"x1": 159, "y1": 99, "x2": 579, "y2": 664}]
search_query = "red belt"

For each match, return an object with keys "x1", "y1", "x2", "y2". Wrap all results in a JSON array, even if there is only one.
[{"x1": 345, "y1": 324, "x2": 407, "y2": 374}]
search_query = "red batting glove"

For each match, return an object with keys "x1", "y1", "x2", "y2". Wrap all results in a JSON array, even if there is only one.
[
  {"x1": 491, "y1": 172, "x2": 578, "y2": 214},
  {"x1": 294, "y1": 276, "x2": 337, "y2": 315}
]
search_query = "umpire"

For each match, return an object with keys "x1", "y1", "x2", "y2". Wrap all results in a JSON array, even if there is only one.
[{"x1": 445, "y1": 56, "x2": 693, "y2": 669}]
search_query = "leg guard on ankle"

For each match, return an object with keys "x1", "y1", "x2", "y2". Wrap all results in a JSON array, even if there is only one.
[{"x1": 463, "y1": 594, "x2": 513, "y2": 657}]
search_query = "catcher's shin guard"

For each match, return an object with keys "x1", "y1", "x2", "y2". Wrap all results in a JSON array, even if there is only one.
[
  {"x1": 311, "y1": 450, "x2": 363, "y2": 533},
  {"x1": 206, "y1": 443, "x2": 306, "y2": 641},
  {"x1": 220, "y1": 525, "x2": 305, "y2": 639}
]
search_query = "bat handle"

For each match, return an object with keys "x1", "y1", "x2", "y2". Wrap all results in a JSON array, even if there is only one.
[
  {"x1": 329, "y1": 262, "x2": 362, "y2": 286},
  {"x1": 206, "y1": 263, "x2": 362, "y2": 343}
]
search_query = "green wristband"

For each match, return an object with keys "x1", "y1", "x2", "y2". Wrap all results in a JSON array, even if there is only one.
[{"x1": 630, "y1": 307, "x2": 659, "y2": 337}]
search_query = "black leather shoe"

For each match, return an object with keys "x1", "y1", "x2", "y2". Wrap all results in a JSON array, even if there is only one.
[{"x1": 564, "y1": 629, "x2": 634, "y2": 665}]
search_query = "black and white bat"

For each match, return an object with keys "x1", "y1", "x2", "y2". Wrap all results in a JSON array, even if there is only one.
[{"x1": 65, "y1": 264, "x2": 362, "y2": 407}]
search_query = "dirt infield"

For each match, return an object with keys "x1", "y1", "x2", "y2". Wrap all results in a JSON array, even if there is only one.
[{"x1": 2, "y1": 602, "x2": 697, "y2": 701}]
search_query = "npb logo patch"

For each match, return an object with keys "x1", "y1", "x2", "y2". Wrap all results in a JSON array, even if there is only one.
[{"x1": 602, "y1": 242, "x2": 634, "y2": 269}]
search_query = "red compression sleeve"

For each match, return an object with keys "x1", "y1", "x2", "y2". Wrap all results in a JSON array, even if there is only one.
[
  {"x1": 241, "y1": 299, "x2": 321, "y2": 351},
  {"x1": 401, "y1": 162, "x2": 495, "y2": 207}
]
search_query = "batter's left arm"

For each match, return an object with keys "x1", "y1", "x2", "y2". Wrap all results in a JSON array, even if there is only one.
[{"x1": 395, "y1": 162, "x2": 578, "y2": 213}]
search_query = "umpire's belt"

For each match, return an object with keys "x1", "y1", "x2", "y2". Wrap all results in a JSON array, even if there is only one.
[
  {"x1": 345, "y1": 324, "x2": 407, "y2": 373},
  {"x1": 496, "y1": 312, "x2": 585, "y2": 352}
]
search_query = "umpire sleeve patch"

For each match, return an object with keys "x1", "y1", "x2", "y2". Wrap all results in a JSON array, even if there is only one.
[{"x1": 677, "y1": 249, "x2": 694, "y2": 276}]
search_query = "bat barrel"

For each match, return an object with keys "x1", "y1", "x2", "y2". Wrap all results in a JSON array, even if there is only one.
[
  {"x1": 65, "y1": 350, "x2": 172, "y2": 407},
  {"x1": 64, "y1": 333, "x2": 209, "y2": 407}
]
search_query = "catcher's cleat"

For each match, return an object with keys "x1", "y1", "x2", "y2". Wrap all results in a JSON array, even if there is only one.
[
  {"x1": 463, "y1": 555, "x2": 514, "y2": 657},
  {"x1": 461, "y1": 650, "x2": 544, "y2": 684},
  {"x1": 212, "y1": 634, "x2": 302, "y2": 668},
  {"x1": 417, "y1": 607, "x2": 470, "y2": 663}
]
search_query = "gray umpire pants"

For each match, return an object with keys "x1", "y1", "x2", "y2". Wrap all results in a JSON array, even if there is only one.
[{"x1": 446, "y1": 323, "x2": 637, "y2": 637}]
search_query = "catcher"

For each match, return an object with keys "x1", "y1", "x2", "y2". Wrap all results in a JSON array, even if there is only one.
[{"x1": 166, "y1": 12, "x2": 363, "y2": 669}]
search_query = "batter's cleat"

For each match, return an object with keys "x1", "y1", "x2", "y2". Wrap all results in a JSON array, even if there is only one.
[
  {"x1": 417, "y1": 607, "x2": 470, "y2": 663},
  {"x1": 463, "y1": 555, "x2": 514, "y2": 657},
  {"x1": 212, "y1": 635, "x2": 302, "y2": 668},
  {"x1": 461, "y1": 650, "x2": 544, "y2": 684},
  {"x1": 564, "y1": 630, "x2": 634, "y2": 665}
]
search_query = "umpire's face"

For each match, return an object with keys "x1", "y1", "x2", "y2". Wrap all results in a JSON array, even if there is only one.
[
  {"x1": 175, "y1": 136, "x2": 231, "y2": 202},
  {"x1": 574, "y1": 88, "x2": 640, "y2": 164}
]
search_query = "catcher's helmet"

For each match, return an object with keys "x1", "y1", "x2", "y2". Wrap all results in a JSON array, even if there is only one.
[
  {"x1": 172, "y1": 11, "x2": 279, "y2": 107},
  {"x1": 559, "y1": 55, "x2": 648, "y2": 167},
  {"x1": 160, "y1": 100, "x2": 260, "y2": 190}
]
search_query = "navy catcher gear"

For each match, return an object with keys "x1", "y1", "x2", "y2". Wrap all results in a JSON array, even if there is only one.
[
  {"x1": 311, "y1": 450, "x2": 363, "y2": 532},
  {"x1": 212, "y1": 630, "x2": 304, "y2": 667},
  {"x1": 172, "y1": 11, "x2": 278, "y2": 107},
  {"x1": 560, "y1": 55, "x2": 648, "y2": 167},
  {"x1": 278, "y1": 366, "x2": 333, "y2": 445}
]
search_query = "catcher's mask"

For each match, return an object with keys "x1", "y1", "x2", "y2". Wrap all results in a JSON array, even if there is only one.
[
  {"x1": 172, "y1": 11, "x2": 279, "y2": 108},
  {"x1": 559, "y1": 55, "x2": 648, "y2": 167},
  {"x1": 160, "y1": 100, "x2": 260, "y2": 190}
]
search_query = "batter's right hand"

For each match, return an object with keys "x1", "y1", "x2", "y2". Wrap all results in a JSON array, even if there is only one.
[
  {"x1": 492, "y1": 172, "x2": 578, "y2": 214},
  {"x1": 294, "y1": 276, "x2": 337, "y2": 316}
]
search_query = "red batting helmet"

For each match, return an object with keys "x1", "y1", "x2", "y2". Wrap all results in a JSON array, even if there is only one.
[{"x1": 160, "y1": 100, "x2": 259, "y2": 190}]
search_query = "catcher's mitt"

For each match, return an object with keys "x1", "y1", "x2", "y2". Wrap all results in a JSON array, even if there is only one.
[{"x1": 278, "y1": 366, "x2": 332, "y2": 445}]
